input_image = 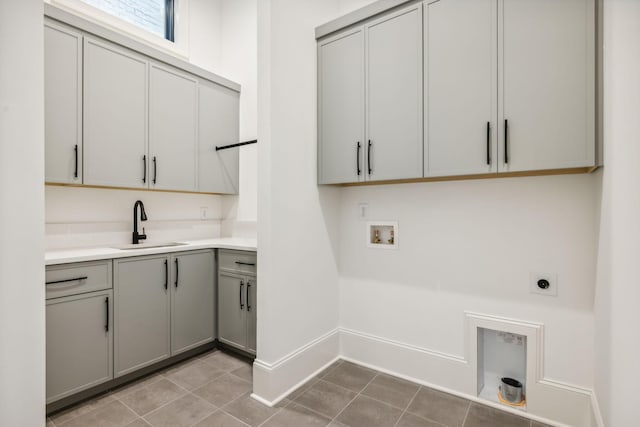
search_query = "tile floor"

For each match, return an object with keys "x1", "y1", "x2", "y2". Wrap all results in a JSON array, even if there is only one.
[{"x1": 47, "y1": 349, "x2": 551, "y2": 427}]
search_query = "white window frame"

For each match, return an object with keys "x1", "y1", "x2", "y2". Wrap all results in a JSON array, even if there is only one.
[{"x1": 47, "y1": 0, "x2": 190, "y2": 59}]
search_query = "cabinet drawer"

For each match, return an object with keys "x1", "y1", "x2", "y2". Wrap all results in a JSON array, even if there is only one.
[
  {"x1": 46, "y1": 260, "x2": 112, "y2": 300},
  {"x1": 218, "y1": 250, "x2": 256, "y2": 274}
]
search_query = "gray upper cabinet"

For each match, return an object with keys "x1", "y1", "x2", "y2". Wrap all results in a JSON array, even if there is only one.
[
  {"x1": 499, "y1": 0, "x2": 595, "y2": 172},
  {"x1": 44, "y1": 21, "x2": 83, "y2": 184},
  {"x1": 45, "y1": 15, "x2": 240, "y2": 195},
  {"x1": 365, "y1": 4, "x2": 423, "y2": 182},
  {"x1": 425, "y1": 0, "x2": 497, "y2": 177},
  {"x1": 198, "y1": 80, "x2": 240, "y2": 194},
  {"x1": 114, "y1": 255, "x2": 170, "y2": 377},
  {"x1": 84, "y1": 37, "x2": 148, "y2": 188},
  {"x1": 317, "y1": 0, "x2": 597, "y2": 184},
  {"x1": 318, "y1": 28, "x2": 365, "y2": 184},
  {"x1": 171, "y1": 250, "x2": 215, "y2": 355},
  {"x1": 149, "y1": 65, "x2": 198, "y2": 192}
]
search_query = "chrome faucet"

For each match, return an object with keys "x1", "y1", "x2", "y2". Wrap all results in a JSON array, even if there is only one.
[{"x1": 132, "y1": 200, "x2": 148, "y2": 244}]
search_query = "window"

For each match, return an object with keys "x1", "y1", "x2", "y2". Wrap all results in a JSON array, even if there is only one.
[{"x1": 80, "y1": 0, "x2": 175, "y2": 42}]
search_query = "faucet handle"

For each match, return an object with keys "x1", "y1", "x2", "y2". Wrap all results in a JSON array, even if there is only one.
[{"x1": 140, "y1": 227, "x2": 147, "y2": 241}]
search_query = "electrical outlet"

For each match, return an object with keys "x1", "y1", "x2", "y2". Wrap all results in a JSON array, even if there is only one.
[
  {"x1": 530, "y1": 272, "x2": 558, "y2": 296},
  {"x1": 200, "y1": 207, "x2": 209, "y2": 220}
]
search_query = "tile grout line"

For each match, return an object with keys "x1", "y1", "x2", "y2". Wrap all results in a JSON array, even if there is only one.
[
  {"x1": 329, "y1": 371, "x2": 381, "y2": 425},
  {"x1": 391, "y1": 384, "x2": 422, "y2": 427},
  {"x1": 183, "y1": 392, "x2": 228, "y2": 427},
  {"x1": 256, "y1": 397, "x2": 295, "y2": 427},
  {"x1": 386, "y1": 385, "x2": 450, "y2": 427},
  {"x1": 460, "y1": 401, "x2": 472, "y2": 427},
  {"x1": 114, "y1": 376, "x2": 193, "y2": 420},
  {"x1": 47, "y1": 349, "x2": 242, "y2": 427},
  {"x1": 139, "y1": 389, "x2": 220, "y2": 424}
]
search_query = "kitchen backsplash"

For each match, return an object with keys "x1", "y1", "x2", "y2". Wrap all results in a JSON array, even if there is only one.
[{"x1": 45, "y1": 186, "x2": 225, "y2": 250}]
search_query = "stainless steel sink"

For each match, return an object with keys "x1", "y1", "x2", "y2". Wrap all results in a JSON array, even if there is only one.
[{"x1": 112, "y1": 242, "x2": 188, "y2": 250}]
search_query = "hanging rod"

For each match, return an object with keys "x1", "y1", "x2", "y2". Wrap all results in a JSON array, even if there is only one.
[{"x1": 215, "y1": 139, "x2": 258, "y2": 151}]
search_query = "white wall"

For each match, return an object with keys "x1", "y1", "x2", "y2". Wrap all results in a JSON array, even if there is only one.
[
  {"x1": 0, "y1": 0, "x2": 46, "y2": 425},
  {"x1": 218, "y1": 0, "x2": 258, "y2": 235},
  {"x1": 45, "y1": 186, "x2": 222, "y2": 249},
  {"x1": 254, "y1": 0, "x2": 343, "y2": 399},
  {"x1": 188, "y1": 0, "x2": 223, "y2": 72},
  {"x1": 339, "y1": 174, "x2": 599, "y2": 389},
  {"x1": 594, "y1": 0, "x2": 640, "y2": 424}
]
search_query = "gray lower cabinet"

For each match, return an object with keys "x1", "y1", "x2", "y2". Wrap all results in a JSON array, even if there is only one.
[
  {"x1": 114, "y1": 250, "x2": 215, "y2": 377},
  {"x1": 218, "y1": 250, "x2": 257, "y2": 355},
  {"x1": 171, "y1": 251, "x2": 215, "y2": 355},
  {"x1": 46, "y1": 291, "x2": 113, "y2": 404},
  {"x1": 114, "y1": 255, "x2": 170, "y2": 377},
  {"x1": 45, "y1": 261, "x2": 113, "y2": 404}
]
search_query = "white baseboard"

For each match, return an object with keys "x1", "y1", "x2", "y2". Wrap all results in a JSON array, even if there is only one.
[
  {"x1": 251, "y1": 328, "x2": 340, "y2": 405},
  {"x1": 250, "y1": 326, "x2": 598, "y2": 427},
  {"x1": 341, "y1": 327, "x2": 592, "y2": 427}
]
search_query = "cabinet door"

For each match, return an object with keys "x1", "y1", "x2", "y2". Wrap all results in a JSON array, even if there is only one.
[
  {"x1": 149, "y1": 64, "x2": 198, "y2": 191},
  {"x1": 44, "y1": 22, "x2": 82, "y2": 184},
  {"x1": 171, "y1": 251, "x2": 215, "y2": 355},
  {"x1": 318, "y1": 28, "x2": 365, "y2": 184},
  {"x1": 114, "y1": 256, "x2": 170, "y2": 377},
  {"x1": 245, "y1": 277, "x2": 257, "y2": 354},
  {"x1": 46, "y1": 291, "x2": 112, "y2": 403},
  {"x1": 425, "y1": 0, "x2": 497, "y2": 177},
  {"x1": 365, "y1": 4, "x2": 423, "y2": 181},
  {"x1": 198, "y1": 80, "x2": 240, "y2": 194},
  {"x1": 499, "y1": 0, "x2": 595, "y2": 172},
  {"x1": 218, "y1": 272, "x2": 246, "y2": 350},
  {"x1": 84, "y1": 38, "x2": 148, "y2": 188}
]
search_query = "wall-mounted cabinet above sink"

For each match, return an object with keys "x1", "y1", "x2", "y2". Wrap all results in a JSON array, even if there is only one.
[{"x1": 44, "y1": 7, "x2": 242, "y2": 195}]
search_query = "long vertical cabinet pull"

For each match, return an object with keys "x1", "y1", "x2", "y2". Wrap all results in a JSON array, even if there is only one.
[
  {"x1": 174, "y1": 258, "x2": 179, "y2": 287},
  {"x1": 367, "y1": 140, "x2": 372, "y2": 175},
  {"x1": 356, "y1": 142, "x2": 361, "y2": 176},
  {"x1": 142, "y1": 155, "x2": 147, "y2": 183},
  {"x1": 246, "y1": 282, "x2": 251, "y2": 312},
  {"x1": 74, "y1": 145, "x2": 79, "y2": 178},
  {"x1": 504, "y1": 119, "x2": 509, "y2": 164},
  {"x1": 239, "y1": 280, "x2": 244, "y2": 310},
  {"x1": 105, "y1": 297, "x2": 109, "y2": 332},
  {"x1": 486, "y1": 122, "x2": 491, "y2": 165},
  {"x1": 153, "y1": 156, "x2": 157, "y2": 184},
  {"x1": 164, "y1": 260, "x2": 168, "y2": 290}
]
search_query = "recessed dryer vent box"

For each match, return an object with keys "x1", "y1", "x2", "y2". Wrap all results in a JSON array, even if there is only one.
[
  {"x1": 478, "y1": 328, "x2": 527, "y2": 409},
  {"x1": 366, "y1": 221, "x2": 398, "y2": 249}
]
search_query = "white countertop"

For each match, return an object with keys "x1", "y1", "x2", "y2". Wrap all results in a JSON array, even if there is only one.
[{"x1": 45, "y1": 238, "x2": 257, "y2": 265}]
